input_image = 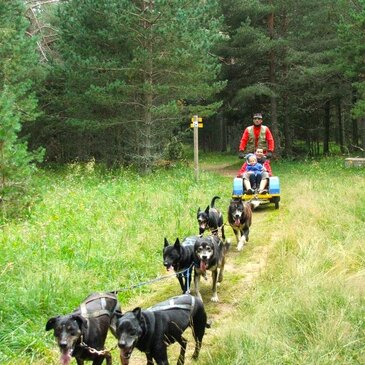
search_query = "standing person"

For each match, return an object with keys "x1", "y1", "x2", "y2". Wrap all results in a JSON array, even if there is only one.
[{"x1": 238, "y1": 113, "x2": 275, "y2": 159}]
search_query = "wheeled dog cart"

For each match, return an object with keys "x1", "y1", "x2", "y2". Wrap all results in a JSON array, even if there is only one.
[{"x1": 232, "y1": 176, "x2": 281, "y2": 209}]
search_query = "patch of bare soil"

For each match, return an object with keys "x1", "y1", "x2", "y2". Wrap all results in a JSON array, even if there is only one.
[{"x1": 201, "y1": 162, "x2": 239, "y2": 177}]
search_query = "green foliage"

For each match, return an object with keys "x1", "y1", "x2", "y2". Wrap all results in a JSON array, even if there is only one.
[
  {"x1": 38, "y1": 0, "x2": 225, "y2": 169},
  {"x1": 1, "y1": 155, "x2": 365, "y2": 364},
  {"x1": 0, "y1": 0, "x2": 45, "y2": 218},
  {"x1": 337, "y1": 0, "x2": 365, "y2": 117},
  {"x1": 0, "y1": 158, "x2": 229, "y2": 363},
  {"x1": 201, "y1": 156, "x2": 365, "y2": 365}
]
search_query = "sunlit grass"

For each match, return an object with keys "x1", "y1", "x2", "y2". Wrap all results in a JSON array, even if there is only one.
[
  {"x1": 1, "y1": 154, "x2": 364, "y2": 364},
  {"x1": 200, "y1": 155, "x2": 365, "y2": 365}
]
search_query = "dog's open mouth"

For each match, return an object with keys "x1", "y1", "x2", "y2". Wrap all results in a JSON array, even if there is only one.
[
  {"x1": 200, "y1": 260, "x2": 208, "y2": 272},
  {"x1": 120, "y1": 347, "x2": 134, "y2": 365},
  {"x1": 200, "y1": 223, "x2": 207, "y2": 230},
  {"x1": 166, "y1": 265, "x2": 174, "y2": 272},
  {"x1": 60, "y1": 350, "x2": 72, "y2": 365},
  {"x1": 234, "y1": 218, "x2": 241, "y2": 226}
]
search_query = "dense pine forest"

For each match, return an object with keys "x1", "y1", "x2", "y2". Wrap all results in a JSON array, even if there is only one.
[
  {"x1": 1, "y1": 0, "x2": 365, "y2": 213},
  {"x1": 1, "y1": 2, "x2": 365, "y2": 364}
]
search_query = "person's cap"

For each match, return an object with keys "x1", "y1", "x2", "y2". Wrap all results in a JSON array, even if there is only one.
[
  {"x1": 253, "y1": 113, "x2": 263, "y2": 119},
  {"x1": 246, "y1": 153, "x2": 255, "y2": 161}
]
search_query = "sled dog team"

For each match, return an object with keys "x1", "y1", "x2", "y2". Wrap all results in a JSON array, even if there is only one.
[{"x1": 46, "y1": 196, "x2": 255, "y2": 365}]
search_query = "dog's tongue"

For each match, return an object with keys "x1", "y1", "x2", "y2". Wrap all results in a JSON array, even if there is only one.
[
  {"x1": 235, "y1": 218, "x2": 240, "y2": 226},
  {"x1": 200, "y1": 260, "x2": 207, "y2": 272},
  {"x1": 60, "y1": 352, "x2": 72, "y2": 365},
  {"x1": 167, "y1": 265, "x2": 174, "y2": 272}
]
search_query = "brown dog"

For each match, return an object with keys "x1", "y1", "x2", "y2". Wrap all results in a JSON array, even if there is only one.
[{"x1": 227, "y1": 198, "x2": 253, "y2": 251}]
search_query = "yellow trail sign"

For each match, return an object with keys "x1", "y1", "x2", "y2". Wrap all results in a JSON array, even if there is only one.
[{"x1": 190, "y1": 122, "x2": 203, "y2": 128}]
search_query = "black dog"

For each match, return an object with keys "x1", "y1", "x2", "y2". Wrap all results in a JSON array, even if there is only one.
[
  {"x1": 115, "y1": 294, "x2": 208, "y2": 365},
  {"x1": 193, "y1": 235, "x2": 229, "y2": 302},
  {"x1": 227, "y1": 198, "x2": 254, "y2": 251},
  {"x1": 46, "y1": 292, "x2": 121, "y2": 365},
  {"x1": 197, "y1": 196, "x2": 225, "y2": 240},
  {"x1": 163, "y1": 236, "x2": 198, "y2": 294}
]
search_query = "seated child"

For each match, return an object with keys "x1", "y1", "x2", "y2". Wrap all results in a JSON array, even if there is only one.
[{"x1": 237, "y1": 153, "x2": 267, "y2": 194}]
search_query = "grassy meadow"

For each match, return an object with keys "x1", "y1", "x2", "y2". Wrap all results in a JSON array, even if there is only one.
[{"x1": 0, "y1": 154, "x2": 364, "y2": 364}]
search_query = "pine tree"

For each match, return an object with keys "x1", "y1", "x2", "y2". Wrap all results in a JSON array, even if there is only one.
[
  {"x1": 45, "y1": 0, "x2": 224, "y2": 171},
  {"x1": 217, "y1": 0, "x2": 350, "y2": 156},
  {"x1": 337, "y1": 0, "x2": 365, "y2": 151},
  {"x1": 0, "y1": 0, "x2": 44, "y2": 215}
]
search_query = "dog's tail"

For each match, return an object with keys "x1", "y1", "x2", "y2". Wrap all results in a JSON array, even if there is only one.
[
  {"x1": 210, "y1": 196, "x2": 221, "y2": 208},
  {"x1": 224, "y1": 238, "x2": 231, "y2": 253}
]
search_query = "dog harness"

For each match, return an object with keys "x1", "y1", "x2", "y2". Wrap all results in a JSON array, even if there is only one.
[
  {"x1": 79, "y1": 292, "x2": 119, "y2": 318},
  {"x1": 146, "y1": 295, "x2": 195, "y2": 314}
]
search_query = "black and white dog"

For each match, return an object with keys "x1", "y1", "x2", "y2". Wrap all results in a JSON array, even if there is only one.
[
  {"x1": 197, "y1": 196, "x2": 225, "y2": 240},
  {"x1": 115, "y1": 294, "x2": 208, "y2": 365},
  {"x1": 193, "y1": 235, "x2": 230, "y2": 302},
  {"x1": 46, "y1": 292, "x2": 121, "y2": 365},
  {"x1": 163, "y1": 236, "x2": 198, "y2": 294},
  {"x1": 227, "y1": 198, "x2": 254, "y2": 251}
]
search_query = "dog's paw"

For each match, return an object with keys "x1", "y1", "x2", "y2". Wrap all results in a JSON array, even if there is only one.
[
  {"x1": 210, "y1": 295, "x2": 219, "y2": 302},
  {"x1": 237, "y1": 238, "x2": 246, "y2": 251}
]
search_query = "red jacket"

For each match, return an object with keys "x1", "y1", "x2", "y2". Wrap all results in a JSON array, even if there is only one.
[
  {"x1": 237, "y1": 159, "x2": 273, "y2": 177},
  {"x1": 239, "y1": 125, "x2": 275, "y2": 153}
]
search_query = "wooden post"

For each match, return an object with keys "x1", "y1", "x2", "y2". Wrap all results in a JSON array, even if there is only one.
[{"x1": 193, "y1": 115, "x2": 199, "y2": 181}]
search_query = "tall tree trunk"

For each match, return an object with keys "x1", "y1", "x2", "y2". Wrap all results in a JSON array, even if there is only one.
[
  {"x1": 323, "y1": 101, "x2": 330, "y2": 155},
  {"x1": 142, "y1": 0, "x2": 154, "y2": 174},
  {"x1": 337, "y1": 98, "x2": 345, "y2": 153},
  {"x1": 360, "y1": 118, "x2": 365, "y2": 156},
  {"x1": 268, "y1": 3, "x2": 281, "y2": 157},
  {"x1": 281, "y1": 10, "x2": 292, "y2": 156},
  {"x1": 351, "y1": 89, "x2": 359, "y2": 151}
]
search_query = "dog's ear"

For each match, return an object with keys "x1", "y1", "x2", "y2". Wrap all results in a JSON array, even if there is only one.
[
  {"x1": 71, "y1": 314, "x2": 88, "y2": 331},
  {"x1": 132, "y1": 307, "x2": 142, "y2": 320},
  {"x1": 197, "y1": 207, "x2": 201, "y2": 217},
  {"x1": 164, "y1": 238, "x2": 169, "y2": 248},
  {"x1": 45, "y1": 316, "x2": 59, "y2": 331},
  {"x1": 205, "y1": 205, "x2": 210, "y2": 214},
  {"x1": 174, "y1": 238, "x2": 181, "y2": 249}
]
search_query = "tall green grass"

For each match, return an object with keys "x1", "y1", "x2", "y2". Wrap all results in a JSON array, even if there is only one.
[
  {"x1": 201, "y1": 157, "x2": 365, "y2": 365},
  {"x1": 0, "y1": 155, "x2": 364, "y2": 364},
  {"x1": 0, "y1": 158, "x2": 229, "y2": 364}
]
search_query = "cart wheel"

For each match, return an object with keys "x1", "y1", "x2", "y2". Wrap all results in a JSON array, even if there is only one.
[{"x1": 272, "y1": 197, "x2": 280, "y2": 209}]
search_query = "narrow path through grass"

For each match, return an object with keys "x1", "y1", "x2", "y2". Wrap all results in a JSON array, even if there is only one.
[{"x1": 105, "y1": 162, "x2": 282, "y2": 365}]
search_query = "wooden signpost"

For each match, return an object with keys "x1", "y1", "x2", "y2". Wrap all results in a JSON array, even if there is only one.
[{"x1": 190, "y1": 115, "x2": 203, "y2": 181}]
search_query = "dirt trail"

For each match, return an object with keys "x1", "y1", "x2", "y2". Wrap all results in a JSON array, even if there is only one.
[{"x1": 108, "y1": 162, "x2": 278, "y2": 365}]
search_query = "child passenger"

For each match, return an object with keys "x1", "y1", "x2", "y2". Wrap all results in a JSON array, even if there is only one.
[{"x1": 237, "y1": 151, "x2": 271, "y2": 194}]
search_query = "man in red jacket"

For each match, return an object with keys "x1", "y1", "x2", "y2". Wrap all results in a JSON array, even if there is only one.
[{"x1": 238, "y1": 113, "x2": 275, "y2": 159}]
